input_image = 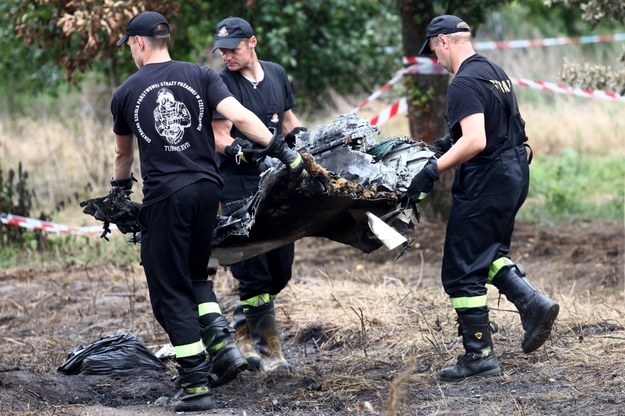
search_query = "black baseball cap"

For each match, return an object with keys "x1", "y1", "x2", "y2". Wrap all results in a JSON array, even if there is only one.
[
  {"x1": 117, "y1": 11, "x2": 170, "y2": 47},
  {"x1": 418, "y1": 15, "x2": 470, "y2": 55},
  {"x1": 213, "y1": 17, "x2": 254, "y2": 51}
]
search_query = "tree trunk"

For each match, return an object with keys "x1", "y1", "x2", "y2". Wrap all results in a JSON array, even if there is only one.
[{"x1": 398, "y1": 0, "x2": 452, "y2": 220}]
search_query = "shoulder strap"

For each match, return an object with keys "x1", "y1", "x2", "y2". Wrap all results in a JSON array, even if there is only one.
[{"x1": 469, "y1": 59, "x2": 532, "y2": 163}]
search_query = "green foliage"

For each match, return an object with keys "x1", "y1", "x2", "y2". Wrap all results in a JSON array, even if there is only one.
[
  {"x1": 0, "y1": 232, "x2": 141, "y2": 270},
  {"x1": 3, "y1": 0, "x2": 620, "y2": 115},
  {"x1": 490, "y1": 0, "x2": 622, "y2": 37},
  {"x1": 0, "y1": 0, "x2": 400, "y2": 115},
  {"x1": 405, "y1": 77, "x2": 435, "y2": 116},
  {"x1": 0, "y1": 161, "x2": 135, "y2": 268},
  {"x1": 0, "y1": 162, "x2": 37, "y2": 247},
  {"x1": 546, "y1": 0, "x2": 625, "y2": 26},
  {"x1": 431, "y1": 0, "x2": 514, "y2": 29},
  {"x1": 0, "y1": 1, "x2": 63, "y2": 105},
  {"x1": 180, "y1": 0, "x2": 401, "y2": 112},
  {"x1": 519, "y1": 149, "x2": 625, "y2": 222}
]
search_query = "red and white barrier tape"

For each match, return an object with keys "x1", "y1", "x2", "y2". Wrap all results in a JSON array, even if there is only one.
[
  {"x1": 370, "y1": 98, "x2": 407, "y2": 126},
  {"x1": 511, "y1": 77, "x2": 625, "y2": 103},
  {"x1": 402, "y1": 56, "x2": 439, "y2": 66},
  {"x1": 354, "y1": 61, "x2": 445, "y2": 112},
  {"x1": 369, "y1": 76, "x2": 625, "y2": 127},
  {"x1": 353, "y1": 70, "x2": 406, "y2": 113},
  {"x1": 474, "y1": 32, "x2": 625, "y2": 50},
  {"x1": 403, "y1": 32, "x2": 625, "y2": 64},
  {"x1": 0, "y1": 213, "x2": 106, "y2": 237}
]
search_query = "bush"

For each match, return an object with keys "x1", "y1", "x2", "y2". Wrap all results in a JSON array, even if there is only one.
[
  {"x1": 0, "y1": 162, "x2": 37, "y2": 246},
  {"x1": 520, "y1": 148, "x2": 624, "y2": 222}
]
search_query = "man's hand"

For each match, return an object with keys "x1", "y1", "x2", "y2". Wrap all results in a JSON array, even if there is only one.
[
  {"x1": 265, "y1": 128, "x2": 304, "y2": 176},
  {"x1": 224, "y1": 138, "x2": 265, "y2": 164},
  {"x1": 405, "y1": 157, "x2": 440, "y2": 204},
  {"x1": 284, "y1": 127, "x2": 307, "y2": 149},
  {"x1": 429, "y1": 134, "x2": 453, "y2": 157}
]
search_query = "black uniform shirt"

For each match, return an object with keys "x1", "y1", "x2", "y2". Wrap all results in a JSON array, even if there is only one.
[
  {"x1": 213, "y1": 60, "x2": 296, "y2": 173},
  {"x1": 446, "y1": 54, "x2": 519, "y2": 158},
  {"x1": 111, "y1": 60, "x2": 230, "y2": 206}
]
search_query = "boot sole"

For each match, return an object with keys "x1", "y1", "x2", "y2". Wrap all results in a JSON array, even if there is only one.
[
  {"x1": 439, "y1": 367, "x2": 502, "y2": 382},
  {"x1": 209, "y1": 356, "x2": 249, "y2": 387},
  {"x1": 172, "y1": 401, "x2": 216, "y2": 412},
  {"x1": 245, "y1": 356, "x2": 263, "y2": 372},
  {"x1": 166, "y1": 392, "x2": 216, "y2": 412},
  {"x1": 172, "y1": 399, "x2": 216, "y2": 412},
  {"x1": 522, "y1": 302, "x2": 560, "y2": 353},
  {"x1": 262, "y1": 362, "x2": 294, "y2": 376}
]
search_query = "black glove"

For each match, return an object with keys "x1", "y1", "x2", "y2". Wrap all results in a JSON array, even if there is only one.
[
  {"x1": 284, "y1": 127, "x2": 307, "y2": 149},
  {"x1": 405, "y1": 157, "x2": 440, "y2": 204},
  {"x1": 80, "y1": 186, "x2": 142, "y2": 239},
  {"x1": 110, "y1": 173, "x2": 137, "y2": 194},
  {"x1": 264, "y1": 128, "x2": 304, "y2": 176},
  {"x1": 224, "y1": 138, "x2": 266, "y2": 164},
  {"x1": 429, "y1": 134, "x2": 453, "y2": 157}
]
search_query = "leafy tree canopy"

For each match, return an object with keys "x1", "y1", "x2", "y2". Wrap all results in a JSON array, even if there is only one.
[
  {"x1": 1, "y1": 0, "x2": 400, "y2": 114},
  {"x1": 1, "y1": 0, "x2": 623, "y2": 115},
  {"x1": 547, "y1": 0, "x2": 625, "y2": 94}
]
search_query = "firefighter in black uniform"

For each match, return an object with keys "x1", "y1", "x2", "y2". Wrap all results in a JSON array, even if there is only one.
[
  {"x1": 211, "y1": 17, "x2": 305, "y2": 375},
  {"x1": 111, "y1": 11, "x2": 303, "y2": 411},
  {"x1": 406, "y1": 15, "x2": 559, "y2": 381}
]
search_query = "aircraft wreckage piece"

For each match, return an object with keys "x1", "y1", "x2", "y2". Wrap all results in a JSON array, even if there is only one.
[
  {"x1": 79, "y1": 114, "x2": 434, "y2": 264},
  {"x1": 211, "y1": 113, "x2": 434, "y2": 265}
]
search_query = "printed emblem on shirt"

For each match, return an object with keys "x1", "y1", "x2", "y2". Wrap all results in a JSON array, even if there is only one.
[
  {"x1": 270, "y1": 113, "x2": 279, "y2": 124},
  {"x1": 489, "y1": 79, "x2": 512, "y2": 93},
  {"x1": 154, "y1": 88, "x2": 191, "y2": 145},
  {"x1": 132, "y1": 81, "x2": 205, "y2": 152}
]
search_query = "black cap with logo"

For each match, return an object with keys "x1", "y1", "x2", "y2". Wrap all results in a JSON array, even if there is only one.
[{"x1": 213, "y1": 17, "x2": 254, "y2": 51}]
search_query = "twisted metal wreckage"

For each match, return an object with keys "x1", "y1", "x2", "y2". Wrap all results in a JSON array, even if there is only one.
[{"x1": 81, "y1": 114, "x2": 434, "y2": 265}]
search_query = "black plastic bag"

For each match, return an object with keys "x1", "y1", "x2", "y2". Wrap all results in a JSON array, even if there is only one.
[{"x1": 58, "y1": 332, "x2": 166, "y2": 376}]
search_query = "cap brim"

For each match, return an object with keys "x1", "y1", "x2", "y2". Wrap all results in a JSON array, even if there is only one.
[
  {"x1": 418, "y1": 38, "x2": 433, "y2": 55},
  {"x1": 116, "y1": 34, "x2": 129, "y2": 47},
  {"x1": 212, "y1": 37, "x2": 244, "y2": 53}
]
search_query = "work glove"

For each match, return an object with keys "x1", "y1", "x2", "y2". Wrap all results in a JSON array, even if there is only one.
[
  {"x1": 224, "y1": 137, "x2": 266, "y2": 165},
  {"x1": 405, "y1": 157, "x2": 440, "y2": 204},
  {"x1": 264, "y1": 128, "x2": 304, "y2": 176},
  {"x1": 429, "y1": 134, "x2": 453, "y2": 158},
  {"x1": 258, "y1": 157, "x2": 279, "y2": 172},
  {"x1": 80, "y1": 186, "x2": 142, "y2": 239},
  {"x1": 110, "y1": 173, "x2": 137, "y2": 194},
  {"x1": 284, "y1": 127, "x2": 307, "y2": 149}
]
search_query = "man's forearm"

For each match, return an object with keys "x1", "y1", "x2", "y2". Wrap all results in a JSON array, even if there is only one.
[{"x1": 113, "y1": 134, "x2": 135, "y2": 180}]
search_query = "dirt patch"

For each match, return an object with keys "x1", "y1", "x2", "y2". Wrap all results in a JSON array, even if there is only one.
[{"x1": 0, "y1": 220, "x2": 623, "y2": 415}]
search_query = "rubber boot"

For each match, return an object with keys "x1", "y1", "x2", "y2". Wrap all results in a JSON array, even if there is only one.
[
  {"x1": 439, "y1": 307, "x2": 501, "y2": 382},
  {"x1": 169, "y1": 359, "x2": 215, "y2": 412},
  {"x1": 492, "y1": 264, "x2": 559, "y2": 353},
  {"x1": 231, "y1": 304, "x2": 263, "y2": 371},
  {"x1": 245, "y1": 301, "x2": 294, "y2": 375},
  {"x1": 201, "y1": 315, "x2": 248, "y2": 387}
]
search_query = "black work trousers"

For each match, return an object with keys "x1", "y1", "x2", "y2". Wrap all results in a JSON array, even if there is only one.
[
  {"x1": 221, "y1": 169, "x2": 294, "y2": 300},
  {"x1": 139, "y1": 180, "x2": 221, "y2": 348},
  {"x1": 442, "y1": 145, "x2": 529, "y2": 298}
]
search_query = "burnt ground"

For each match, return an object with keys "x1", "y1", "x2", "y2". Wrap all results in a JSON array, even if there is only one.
[{"x1": 0, "y1": 219, "x2": 623, "y2": 416}]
